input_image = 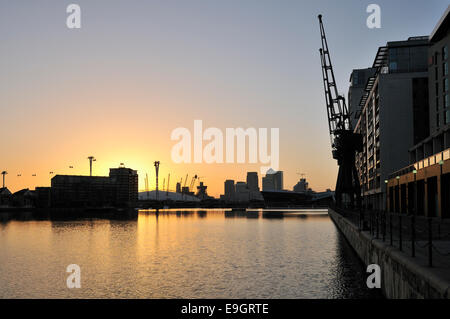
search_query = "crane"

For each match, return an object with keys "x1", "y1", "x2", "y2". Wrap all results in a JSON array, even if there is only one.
[
  {"x1": 189, "y1": 174, "x2": 198, "y2": 192},
  {"x1": 318, "y1": 15, "x2": 362, "y2": 209}
]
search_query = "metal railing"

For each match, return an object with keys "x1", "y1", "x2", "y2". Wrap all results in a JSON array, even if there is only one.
[{"x1": 331, "y1": 205, "x2": 450, "y2": 267}]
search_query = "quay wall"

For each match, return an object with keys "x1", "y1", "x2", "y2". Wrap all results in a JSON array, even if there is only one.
[{"x1": 328, "y1": 208, "x2": 450, "y2": 299}]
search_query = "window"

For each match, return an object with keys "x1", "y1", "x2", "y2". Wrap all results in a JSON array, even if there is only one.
[
  {"x1": 436, "y1": 83, "x2": 439, "y2": 96},
  {"x1": 436, "y1": 98, "x2": 439, "y2": 111},
  {"x1": 389, "y1": 62, "x2": 397, "y2": 72},
  {"x1": 444, "y1": 62, "x2": 449, "y2": 76},
  {"x1": 436, "y1": 67, "x2": 438, "y2": 80},
  {"x1": 446, "y1": 94, "x2": 449, "y2": 108},
  {"x1": 443, "y1": 46, "x2": 448, "y2": 60},
  {"x1": 445, "y1": 110, "x2": 450, "y2": 125},
  {"x1": 435, "y1": 52, "x2": 438, "y2": 65},
  {"x1": 437, "y1": 113, "x2": 440, "y2": 127},
  {"x1": 445, "y1": 78, "x2": 449, "y2": 92}
]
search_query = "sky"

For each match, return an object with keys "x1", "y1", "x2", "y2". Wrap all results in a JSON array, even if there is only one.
[{"x1": 0, "y1": 0, "x2": 448, "y2": 196}]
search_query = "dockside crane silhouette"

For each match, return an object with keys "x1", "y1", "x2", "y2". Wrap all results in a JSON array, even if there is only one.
[{"x1": 318, "y1": 15, "x2": 362, "y2": 209}]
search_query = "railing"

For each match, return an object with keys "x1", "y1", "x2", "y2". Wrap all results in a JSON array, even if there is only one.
[{"x1": 331, "y1": 205, "x2": 450, "y2": 267}]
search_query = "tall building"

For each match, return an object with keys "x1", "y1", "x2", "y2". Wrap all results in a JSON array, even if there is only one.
[
  {"x1": 348, "y1": 68, "x2": 377, "y2": 129},
  {"x1": 235, "y1": 182, "x2": 250, "y2": 202},
  {"x1": 224, "y1": 179, "x2": 235, "y2": 202},
  {"x1": 262, "y1": 169, "x2": 283, "y2": 191},
  {"x1": 109, "y1": 167, "x2": 139, "y2": 205},
  {"x1": 246, "y1": 172, "x2": 259, "y2": 191},
  {"x1": 386, "y1": 6, "x2": 450, "y2": 218},
  {"x1": 409, "y1": 6, "x2": 450, "y2": 162},
  {"x1": 354, "y1": 36, "x2": 429, "y2": 209}
]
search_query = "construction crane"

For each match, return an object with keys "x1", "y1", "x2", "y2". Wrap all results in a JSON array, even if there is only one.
[
  {"x1": 87, "y1": 156, "x2": 96, "y2": 176},
  {"x1": 1, "y1": 171, "x2": 7, "y2": 188},
  {"x1": 189, "y1": 174, "x2": 198, "y2": 192},
  {"x1": 154, "y1": 161, "x2": 160, "y2": 201},
  {"x1": 318, "y1": 15, "x2": 362, "y2": 209}
]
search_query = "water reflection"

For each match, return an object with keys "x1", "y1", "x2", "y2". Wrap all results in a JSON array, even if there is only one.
[{"x1": 0, "y1": 209, "x2": 382, "y2": 298}]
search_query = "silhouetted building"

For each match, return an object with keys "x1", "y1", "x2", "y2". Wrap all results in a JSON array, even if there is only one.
[
  {"x1": 224, "y1": 179, "x2": 235, "y2": 202},
  {"x1": 109, "y1": 167, "x2": 138, "y2": 205},
  {"x1": 262, "y1": 169, "x2": 283, "y2": 191},
  {"x1": 35, "y1": 187, "x2": 51, "y2": 208},
  {"x1": 50, "y1": 166, "x2": 138, "y2": 208},
  {"x1": 0, "y1": 187, "x2": 12, "y2": 206},
  {"x1": 176, "y1": 182, "x2": 181, "y2": 193},
  {"x1": 246, "y1": 172, "x2": 259, "y2": 191},
  {"x1": 196, "y1": 182, "x2": 209, "y2": 200},
  {"x1": 11, "y1": 189, "x2": 35, "y2": 207},
  {"x1": 293, "y1": 178, "x2": 309, "y2": 193}
]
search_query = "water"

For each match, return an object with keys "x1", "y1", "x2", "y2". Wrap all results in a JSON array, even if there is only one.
[{"x1": 0, "y1": 209, "x2": 382, "y2": 299}]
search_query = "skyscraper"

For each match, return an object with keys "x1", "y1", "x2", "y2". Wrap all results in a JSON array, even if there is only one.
[{"x1": 246, "y1": 172, "x2": 259, "y2": 191}]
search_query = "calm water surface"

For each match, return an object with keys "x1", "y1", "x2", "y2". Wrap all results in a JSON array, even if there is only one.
[{"x1": 0, "y1": 209, "x2": 382, "y2": 298}]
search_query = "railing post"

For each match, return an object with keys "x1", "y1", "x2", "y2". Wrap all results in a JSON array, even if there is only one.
[
  {"x1": 411, "y1": 215, "x2": 415, "y2": 257},
  {"x1": 428, "y1": 218, "x2": 433, "y2": 267},
  {"x1": 389, "y1": 212, "x2": 393, "y2": 246},
  {"x1": 399, "y1": 214, "x2": 402, "y2": 251}
]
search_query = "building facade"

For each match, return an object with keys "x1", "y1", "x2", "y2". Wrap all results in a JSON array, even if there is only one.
[
  {"x1": 348, "y1": 68, "x2": 377, "y2": 129},
  {"x1": 354, "y1": 37, "x2": 429, "y2": 210},
  {"x1": 50, "y1": 166, "x2": 138, "y2": 208}
]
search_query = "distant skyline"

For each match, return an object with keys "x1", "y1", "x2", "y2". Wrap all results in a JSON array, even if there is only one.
[{"x1": 1, "y1": 0, "x2": 448, "y2": 196}]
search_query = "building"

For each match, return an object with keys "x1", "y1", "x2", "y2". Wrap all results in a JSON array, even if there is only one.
[
  {"x1": 409, "y1": 6, "x2": 450, "y2": 162},
  {"x1": 386, "y1": 6, "x2": 450, "y2": 218},
  {"x1": 246, "y1": 172, "x2": 259, "y2": 191},
  {"x1": 0, "y1": 187, "x2": 12, "y2": 206},
  {"x1": 348, "y1": 68, "x2": 377, "y2": 129},
  {"x1": 354, "y1": 36, "x2": 430, "y2": 210},
  {"x1": 109, "y1": 167, "x2": 138, "y2": 205},
  {"x1": 50, "y1": 166, "x2": 138, "y2": 208},
  {"x1": 224, "y1": 179, "x2": 235, "y2": 202},
  {"x1": 11, "y1": 189, "x2": 35, "y2": 207},
  {"x1": 262, "y1": 169, "x2": 283, "y2": 191},
  {"x1": 235, "y1": 182, "x2": 250, "y2": 202},
  {"x1": 293, "y1": 178, "x2": 309, "y2": 193},
  {"x1": 176, "y1": 182, "x2": 181, "y2": 193}
]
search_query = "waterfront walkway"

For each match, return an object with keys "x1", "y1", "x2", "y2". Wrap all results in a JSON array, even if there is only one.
[{"x1": 330, "y1": 207, "x2": 450, "y2": 298}]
